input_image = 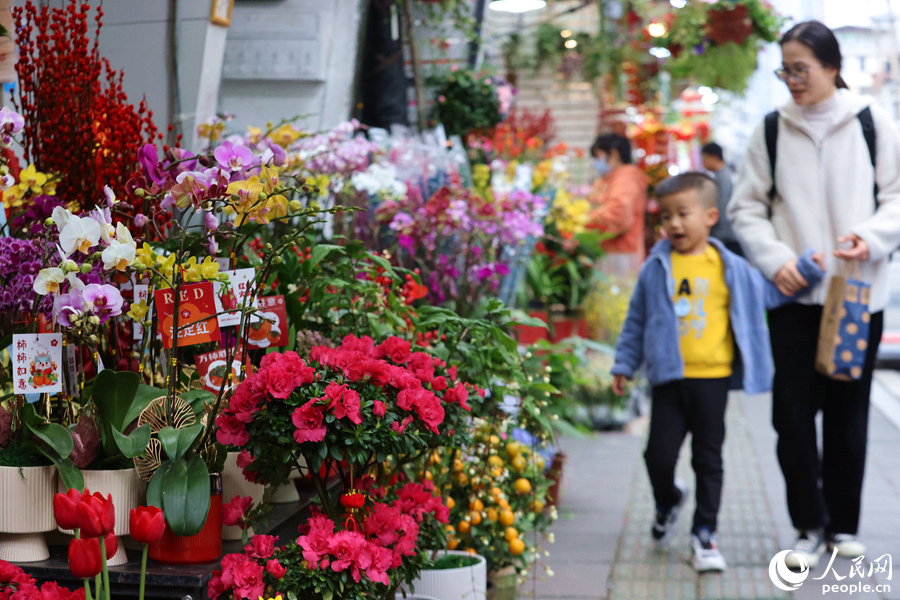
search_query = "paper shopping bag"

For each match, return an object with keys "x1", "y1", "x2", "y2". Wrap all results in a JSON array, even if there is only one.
[{"x1": 815, "y1": 262, "x2": 871, "y2": 381}]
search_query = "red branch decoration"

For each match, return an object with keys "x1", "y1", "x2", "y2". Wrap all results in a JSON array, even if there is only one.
[{"x1": 12, "y1": 0, "x2": 160, "y2": 212}]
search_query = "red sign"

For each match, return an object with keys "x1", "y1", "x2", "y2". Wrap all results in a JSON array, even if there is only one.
[
  {"x1": 244, "y1": 295, "x2": 289, "y2": 349},
  {"x1": 154, "y1": 282, "x2": 221, "y2": 349},
  {"x1": 195, "y1": 347, "x2": 253, "y2": 394}
]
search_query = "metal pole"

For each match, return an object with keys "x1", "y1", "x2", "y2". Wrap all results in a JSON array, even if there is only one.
[{"x1": 886, "y1": 0, "x2": 900, "y2": 119}]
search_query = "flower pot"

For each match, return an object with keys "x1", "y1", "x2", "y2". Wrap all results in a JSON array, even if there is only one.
[
  {"x1": 514, "y1": 310, "x2": 548, "y2": 345},
  {"x1": 0, "y1": 464, "x2": 56, "y2": 562},
  {"x1": 267, "y1": 455, "x2": 305, "y2": 504},
  {"x1": 486, "y1": 566, "x2": 517, "y2": 600},
  {"x1": 57, "y1": 467, "x2": 144, "y2": 566},
  {"x1": 221, "y1": 452, "x2": 265, "y2": 540},
  {"x1": 546, "y1": 451, "x2": 566, "y2": 508},
  {"x1": 404, "y1": 550, "x2": 487, "y2": 600},
  {"x1": 148, "y1": 474, "x2": 222, "y2": 564}
]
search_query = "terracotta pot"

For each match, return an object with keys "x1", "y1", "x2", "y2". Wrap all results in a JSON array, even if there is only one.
[
  {"x1": 148, "y1": 474, "x2": 222, "y2": 564},
  {"x1": 546, "y1": 451, "x2": 566, "y2": 508},
  {"x1": 487, "y1": 565, "x2": 517, "y2": 600},
  {"x1": 404, "y1": 550, "x2": 487, "y2": 600},
  {"x1": 221, "y1": 452, "x2": 264, "y2": 540},
  {"x1": 0, "y1": 464, "x2": 56, "y2": 562},
  {"x1": 57, "y1": 467, "x2": 144, "y2": 565}
]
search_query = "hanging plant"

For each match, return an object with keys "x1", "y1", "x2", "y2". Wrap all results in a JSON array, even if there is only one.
[{"x1": 429, "y1": 69, "x2": 502, "y2": 138}]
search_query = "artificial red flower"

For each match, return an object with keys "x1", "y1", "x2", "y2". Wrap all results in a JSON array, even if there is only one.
[
  {"x1": 67, "y1": 537, "x2": 102, "y2": 579},
  {"x1": 76, "y1": 490, "x2": 115, "y2": 538},
  {"x1": 129, "y1": 506, "x2": 165, "y2": 545},
  {"x1": 53, "y1": 488, "x2": 84, "y2": 531},
  {"x1": 223, "y1": 496, "x2": 252, "y2": 528},
  {"x1": 265, "y1": 559, "x2": 287, "y2": 579}
]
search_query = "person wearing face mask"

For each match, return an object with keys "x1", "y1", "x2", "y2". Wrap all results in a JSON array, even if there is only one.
[
  {"x1": 587, "y1": 134, "x2": 648, "y2": 277},
  {"x1": 729, "y1": 21, "x2": 900, "y2": 567}
]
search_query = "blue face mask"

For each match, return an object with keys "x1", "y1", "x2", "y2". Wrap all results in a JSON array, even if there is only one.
[{"x1": 593, "y1": 156, "x2": 611, "y2": 176}]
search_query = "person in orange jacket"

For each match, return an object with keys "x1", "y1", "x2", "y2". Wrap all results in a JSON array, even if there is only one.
[{"x1": 587, "y1": 134, "x2": 648, "y2": 277}]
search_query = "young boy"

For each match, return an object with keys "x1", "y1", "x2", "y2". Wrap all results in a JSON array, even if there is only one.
[{"x1": 610, "y1": 172, "x2": 824, "y2": 572}]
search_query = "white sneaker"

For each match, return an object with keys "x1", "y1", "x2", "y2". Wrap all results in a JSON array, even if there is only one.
[
  {"x1": 785, "y1": 530, "x2": 826, "y2": 569},
  {"x1": 651, "y1": 479, "x2": 688, "y2": 545},
  {"x1": 828, "y1": 534, "x2": 866, "y2": 558},
  {"x1": 691, "y1": 529, "x2": 727, "y2": 572}
]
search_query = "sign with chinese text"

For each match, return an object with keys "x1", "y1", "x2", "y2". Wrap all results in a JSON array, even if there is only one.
[
  {"x1": 195, "y1": 347, "x2": 253, "y2": 394},
  {"x1": 245, "y1": 295, "x2": 289, "y2": 349},
  {"x1": 12, "y1": 333, "x2": 63, "y2": 394},
  {"x1": 213, "y1": 268, "x2": 259, "y2": 328},
  {"x1": 154, "y1": 282, "x2": 221, "y2": 349}
]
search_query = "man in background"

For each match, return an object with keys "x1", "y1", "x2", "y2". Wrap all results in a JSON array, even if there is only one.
[{"x1": 701, "y1": 143, "x2": 740, "y2": 257}]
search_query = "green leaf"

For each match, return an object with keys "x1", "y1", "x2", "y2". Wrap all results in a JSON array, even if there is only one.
[
  {"x1": 158, "y1": 424, "x2": 203, "y2": 461},
  {"x1": 308, "y1": 244, "x2": 342, "y2": 268},
  {"x1": 111, "y1": 424, "x2": 151, "y2": 459},
  {"x1": 146, "y1": 461, "x2": 172, "y2": 509},
  {"x1": 52, "y1": 456, "x2": 85, "y2": 492},
  {"x1": 160, "y1": 454, "x2": 211, "y2": 536},
  {"x1": 181, "y1": 389, "x2": 215, "y2": 414},
  {"x1": 21, "y1": 403, "x2": 73, "y2": 459},
  {"x1": 92, "y1": 370, "x2": 140, "y2": 431}
]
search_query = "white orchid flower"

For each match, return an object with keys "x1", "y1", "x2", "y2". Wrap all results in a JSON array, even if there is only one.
[
  {"x1": 59, "y1": 214, "x2": 102, "y2": 256},
  {"x1": 33, "y1": 268, "x2": 65, "y2": 295},
  {"x1": 90, "y1": 208, "x2": 115, "y2": 245},
  {"x1": 66, "y1": 272, "x2": 85, "y2": 291},
  {"x1": 101, "y1": 224, "x2": 136, "y2": 271},
  {"x1": 103, "y1": 185, "x2": 117, "y2": 207},
  {"x1": 52, "y1": 206, "x2": 71, "y2": 230}
]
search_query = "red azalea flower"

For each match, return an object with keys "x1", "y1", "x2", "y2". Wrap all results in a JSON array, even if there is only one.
[
  {"x1": 431, "y1": 376, "x2": 448, "y2": 392},
  {"x1": 243, "y1": 534, "x2": 276, "y2": 559},
  {"x1": 340, "y1": 334, "x2": 376, "y2": 356},
  {"x1": 223, "y1": 495, "x2": 252, "y2": 528},
  {"x1": 406, "y1": 352, "x2": 434, "y2": 383},
  {"x1": 374, "y1": 337, "x2": 411, "y2": 363},
  {"x1": 129, "y1": 506, "x2": 165, "y2": 545},
  {"x1": 236, "y1": 449, "x2": 264, "y2": 484},
  {"x1": 291, "y1": 400, "x2": 327, "y2": 443},
  {"x1": 215, "y1": 413, "x2": 250, "y2": 447},
  {"x1": 265, "y1": 558, "x2": 286, "y2": 579},
  {"x1": 297, "y1": 515, "x2": 335, "y2": 568},
  {"x1": 373, "y1": 400, "x2": 386, "y2": 417},
  {"x1": 328, "y1": 530, "x2": 370, "y2": 583}
]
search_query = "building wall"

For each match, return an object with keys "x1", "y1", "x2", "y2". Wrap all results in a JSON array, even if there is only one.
[{"x1": 217, "y1": 0, "x2": 365, "y2": 138}]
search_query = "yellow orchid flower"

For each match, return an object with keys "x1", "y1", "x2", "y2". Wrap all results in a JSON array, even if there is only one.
[
  {"x1": 247, "y1": 125, "x2": 263, "y2": 144},
  {"x1": 135, "y1": 243, "x2": 155, "y2": 269},
  {"x1": 127, "y1": 299, "x2": 150, "y2": 322},
  {"x1": 157, "y1": 254, "x2": 177, "y2": 287},
  {"x1": 16, "y1": 164, "x2": 47, "y2": 196},
  {"x1": 260, "y1": 166, "x2": 279, "y2": 194},
  {"x1": 226, "y1": 176, "x2": 270, "y2": 225},
  {"x1": 270, "y1": 123, "x2": 302, "y2": 147},
  {"x1": 182, "y1": 256, "x2": 202, "y2": 282},
  {"x1": 198, "y1": 256, "x2": 220, "y2": 280}
]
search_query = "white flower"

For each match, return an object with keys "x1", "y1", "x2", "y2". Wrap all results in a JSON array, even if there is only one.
[
  {"x1": 101, "y1": 223, "x2": 136, "y2": 271},
  {"x1": 33, "y1": 268, "x2": 65, "y2": 295},
  {"x1": 103, "y1": 185, "x2": 117, "y2": 207},
  {"x1": 66, "y1": 272, "x2": 85, "y2": 291},
  {"x1": 52, "y1": 206, "x2": 70, "y2": 230},
  {"x1": 59, "y1": 214, "x2": 102, "y2": 256}
]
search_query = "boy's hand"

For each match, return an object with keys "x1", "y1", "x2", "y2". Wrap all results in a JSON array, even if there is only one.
[
  {"x1": 811, "y1": 251, "x2": 826, "y2": 271},
  {"x1": 612, "y1": 374, "x2": 629, "y2": 396},
  {"x1": 774, "y1": 257, "x2": 808, "y2": 296}
]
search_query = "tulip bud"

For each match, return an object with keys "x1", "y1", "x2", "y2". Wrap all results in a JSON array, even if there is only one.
[
  {"x1": 54, "y1": 489, "x2": 84, "y2": 531},
  {"x1": 130, "y1": 506, "x2": 166, "y2": 545},
  {"x1": 67, "y1": 537, "x2": 102, "y2": 579}
]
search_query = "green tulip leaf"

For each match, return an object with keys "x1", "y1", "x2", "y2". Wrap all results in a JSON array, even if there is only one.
[
  {"x1": 160, "y1": 454, "x2": 210, "y2": 536},
  {"x1": 157, "y1": 424, "x2": 203, "y2": 462},
  {"x1": 111, "y1": 424, "x2": 151, "y2": 459}
]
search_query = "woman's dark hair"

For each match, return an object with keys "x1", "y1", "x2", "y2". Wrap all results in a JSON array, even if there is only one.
[
  {"x1": 780, "y1": 20, "x2": 848, "y2": 89},
  {"x1": 590, "y1": 134, "x2": 632, "y2": 165}
]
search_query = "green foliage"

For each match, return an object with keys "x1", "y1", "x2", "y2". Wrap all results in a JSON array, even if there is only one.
[
  {"x1": 147, "y1": 429, "x2": 211, "y2": 537},
  {"x1": 429, "y1": 70, "x2": 502, "y2": 138}
]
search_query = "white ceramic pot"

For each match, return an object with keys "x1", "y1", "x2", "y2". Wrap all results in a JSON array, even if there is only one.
[
  {"x1": 57, "y1": 468, "x2": 144, "y2": 566},
  {"x1": 221, "y1": 451, "x2": 265, "y2": 540},
  {"x1": 0, "y1": 464, "x2": 56, "y2": 562},
  {"x1": 405, "y1": 550, "x2": 487, "y2": 600}
]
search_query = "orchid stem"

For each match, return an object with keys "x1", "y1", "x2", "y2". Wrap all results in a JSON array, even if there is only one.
[
  {"x1": 139, "y1": 544, "x2": 148, "y2": 600},
  {"x1": 98, "y1": 537, "x2": 111, "y2": 600}
]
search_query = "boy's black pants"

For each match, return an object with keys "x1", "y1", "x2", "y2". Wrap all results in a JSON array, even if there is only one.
[
  {"x1": 645, "y1": 377, "x2": 730, "y2": 534},
  {"x1": 768, "y1": 304, "x2": 883, "y2": 536}
]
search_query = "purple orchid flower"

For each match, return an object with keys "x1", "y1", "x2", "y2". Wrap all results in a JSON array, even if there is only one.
[
  {"x1": 82, "y1": 284, "x2": 124, "y2": 322},
  {"x1": 0, "y1": 107, "x2": 24, "y2": 145},
  {"x1": 138, "y1": 143, "x2": 167, "y2": 184},
  {"x1": 213, "y1": 141, "x2": 256, "y2": 172},
  {"x1": 265, "y1": 139, "x2": 287, "y2": 167},
  {"x1": 53, "y1": 289, "x2": 85, "y2": 327}
]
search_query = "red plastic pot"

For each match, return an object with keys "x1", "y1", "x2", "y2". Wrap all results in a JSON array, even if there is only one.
[
  {"x1": 514, "y1": 310, "x2": 549, "y2": 345},
  {"x1": 148, "y1": 474, "x2": 223, "y2": 564}
]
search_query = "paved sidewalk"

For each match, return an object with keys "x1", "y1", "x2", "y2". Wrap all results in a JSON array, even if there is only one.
[{"x1": 521, "y1": 378, "x2": 900, "y2": 600}]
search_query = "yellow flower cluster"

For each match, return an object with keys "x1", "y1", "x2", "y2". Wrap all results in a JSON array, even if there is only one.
[
  {"x1": 582, "y1": 273, "x2": 633, "y2": 343},
  {"x1": 548, "y1": 189, "x2": 591, "y2": 238},
  {"x1": 134, "y1": 243, "x2": 223, "y2": 289},
  {"x1": 2, "y1": 164, "x2": 59, "y2": 209},
  {"x1": 224, "y1": 166, "x2": 291, "y2": 226}
]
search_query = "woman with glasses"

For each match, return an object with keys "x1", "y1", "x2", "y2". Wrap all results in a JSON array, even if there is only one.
[{"x1": 728, "y1": 21, "x2": 900, "y2": 569}]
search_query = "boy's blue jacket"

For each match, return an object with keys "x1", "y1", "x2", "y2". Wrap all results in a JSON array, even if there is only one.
[{"x1": 611, "y1": 238, "x2": 825, "y2": 395}]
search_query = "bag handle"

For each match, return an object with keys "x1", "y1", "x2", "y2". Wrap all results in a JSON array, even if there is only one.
[{"x1": 840, "y1": 259, "x2": 862, "y2": 281}]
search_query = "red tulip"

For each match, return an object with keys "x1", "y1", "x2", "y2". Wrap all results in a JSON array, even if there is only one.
[
  {"x1": 129, "y1": 506, "x2": 165, "y2": 545},
  {"x1": 103, "y1": 532, "x2": 118, "y2": 560},
  {"x1": 76, "y1": 491, "x2": 115, "y2": 538},
  {"x1": 67, "y1": 537, "x2": 102, "y2": 579},
  {"x1": 53, "y1": 488, "x2": 84, "y2": 531}
]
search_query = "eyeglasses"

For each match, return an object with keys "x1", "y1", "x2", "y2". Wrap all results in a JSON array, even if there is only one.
[{"x1": 774, "y1": 66, "x2": 811, "y2": 83}]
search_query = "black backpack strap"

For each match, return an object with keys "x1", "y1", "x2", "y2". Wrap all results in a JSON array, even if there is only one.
[
  {"x1": 764, "y1": 111, "x2": 779, "y2": 201},
  {"x1": 857, "y1": 106, "x2": 878, "y2": 207}
]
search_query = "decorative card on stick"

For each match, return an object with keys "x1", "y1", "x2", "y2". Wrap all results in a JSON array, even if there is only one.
[
  {"x1": 132, "y1": 284, "x2": 150, "y2": 341},
  {"x1": 213, "y1": 268, "x2": 259, "y2": 328},
  {"x1": 245, "y1": 295, "x2": 289, "y2": 349},
  {"x1": 195, "y1": 347, "x2": 253, "y2": 394},
  {"x1": 154, "y1": 282, "x2": 221, "y2": 349},
  {"x1": 12, "y1": 333, "x2": 63, "y2": 394}
]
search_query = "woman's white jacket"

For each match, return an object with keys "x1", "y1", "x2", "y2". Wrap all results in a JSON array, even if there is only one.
[{"x1": 728, "y1": 89, "x2": 900, "y2": 312}]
